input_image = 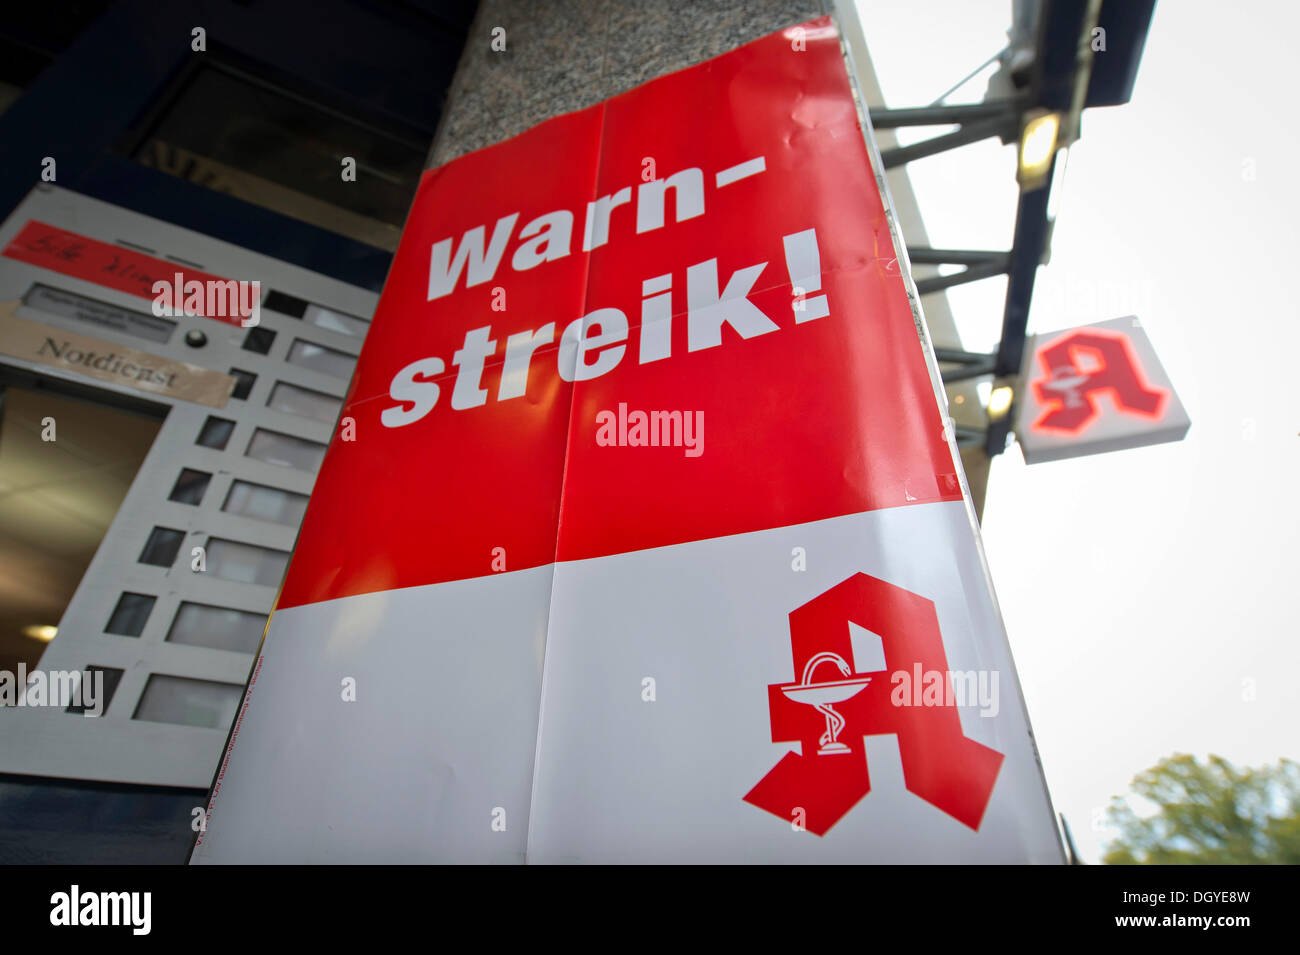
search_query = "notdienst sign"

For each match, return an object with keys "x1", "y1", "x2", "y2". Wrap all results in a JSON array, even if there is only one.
[{"x1": 192, "y1": 16, "x2": 1062, "y2": 863}]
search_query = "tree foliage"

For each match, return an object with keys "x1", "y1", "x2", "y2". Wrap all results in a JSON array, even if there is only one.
[{"x1": 1103, "y1": 754, "x2": 1300, "y2": 864}]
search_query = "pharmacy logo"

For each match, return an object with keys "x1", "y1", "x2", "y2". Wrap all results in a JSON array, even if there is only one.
[
  {"x1": 1030, "y1": 327, "x2": 1167, "y2": 433},
  {"x1": 744, "y1": 573, "x2": 1004, "y2": 835}
]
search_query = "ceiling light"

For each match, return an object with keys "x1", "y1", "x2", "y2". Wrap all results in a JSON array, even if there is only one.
[
  {"x1": 1018, "y1": 111, "x2": 1060, "y2": 190},
  {"x1": 988, "y1": 386, "x2": 1014, "y2": 420}
]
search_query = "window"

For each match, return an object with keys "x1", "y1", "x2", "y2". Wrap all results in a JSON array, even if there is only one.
[
  {"x1": 222, "y1": 479, "x2": 309, "y2": 526},
  {"x1": 304, "y1": 304, "x2": 368, "y2": 339},
  {"x1": 65, "y1": 666, "x2": 125, "y2": 716},
  {"x1": 245, "y1": 428, "x2": 325, "y2": 471},
  {"x1": 105, "y1": 593, "x2": 156, "y2": 637},
  {"x1": 242, "y1": 326, "x2": 277, "y2": 355},
  {"x1": 286, "y1": 339, "x2": 355, "y2": 379},
  {"x1": 133, "y1": 674, "x2": 243, "y2": 729},
  {"x1": 196, "y1": 416, "x2": 236, "y2": 450},
  {"x1": 168, "y1": 468, "x2": 212, "y2": 505},
  {"x1": 131, "y1": 64, "x2": 424, "y2": 251},
  {"x1": 266, "y1": 381, "x2": 341, "y2": 424},
  {"x1": 205, "y1": 538, "x2": 289, "y2": 587},
  {"x1": 263, "y1": 290, "x2": 307, "y2": 318},
  {"x1": 139, "y1": 527, "x2": 185, "y2": 567},
  {"x1": 166, "y1": 602, "x2": 266, "y2": 654},
  {"x1": 229, "y1": 368, "x2": 257, "y2": 400}
]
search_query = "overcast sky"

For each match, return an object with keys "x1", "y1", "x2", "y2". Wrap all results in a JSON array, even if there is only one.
[{"x1": 857, "y1": 0, "x2": 1299, "y2": 862}]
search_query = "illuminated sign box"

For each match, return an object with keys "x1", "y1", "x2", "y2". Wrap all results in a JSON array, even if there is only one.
[{"x1": 1016, "y1": 316, "x2": 1190, "y2": 464}]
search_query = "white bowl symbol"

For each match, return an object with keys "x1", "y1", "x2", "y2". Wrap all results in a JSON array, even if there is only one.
[
  {"x1": 1041, "y1": 365, "x2": 1091, "y2": 408},
  {"x1": 780, "y1": 652, "x2": 872, "y2": 755}
]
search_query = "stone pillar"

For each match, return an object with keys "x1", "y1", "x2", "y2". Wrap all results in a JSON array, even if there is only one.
[{"x1": 429, "y1": 0, "x2": 828, "y2": 167}]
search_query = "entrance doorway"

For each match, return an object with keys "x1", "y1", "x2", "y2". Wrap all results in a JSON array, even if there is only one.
[{"x1": 0, "y1": 372, "x2": 165, "y2": 678}]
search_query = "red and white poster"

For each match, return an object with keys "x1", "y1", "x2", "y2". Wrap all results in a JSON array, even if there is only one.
[{"x1": 192, "y1": 16, "x2": 1062, "y2": 863}]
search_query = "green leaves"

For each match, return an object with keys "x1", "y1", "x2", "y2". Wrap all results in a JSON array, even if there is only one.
[{"x1": 1104, "y1": 754, "x2": 1300, "y2": 864}]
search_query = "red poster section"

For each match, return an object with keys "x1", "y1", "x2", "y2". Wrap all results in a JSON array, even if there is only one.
[
  {"x1": 279, "y1": 107, "x2": 602, "y2": 606},
  {"x1": 561, "y1": 20, "x2": 959, "y2": 560},
  {"x1": 278, "y1": 16, "x2": 961, "y2": 610}
]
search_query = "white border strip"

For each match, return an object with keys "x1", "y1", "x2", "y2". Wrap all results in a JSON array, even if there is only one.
[{"x1": 830, "y1": 0, "x2": 1066, "y2": 864}]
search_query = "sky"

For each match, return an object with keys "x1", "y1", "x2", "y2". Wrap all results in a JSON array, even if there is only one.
[{"x1": 857, "y1": 0, "x2": 1300, "y2": 862}]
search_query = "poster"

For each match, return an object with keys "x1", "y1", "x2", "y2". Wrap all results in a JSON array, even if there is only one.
[{"x1": 192, "y1": 15, "x2": 1062, "y2": 864}]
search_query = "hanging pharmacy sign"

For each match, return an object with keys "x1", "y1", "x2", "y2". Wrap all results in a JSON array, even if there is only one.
[
  {"x1": 1016, "y1": 315, "x2": 1191, "y2": 464},
  {"x1": 192, "y1": 15, "x2": 1062, "y2": 864}
]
